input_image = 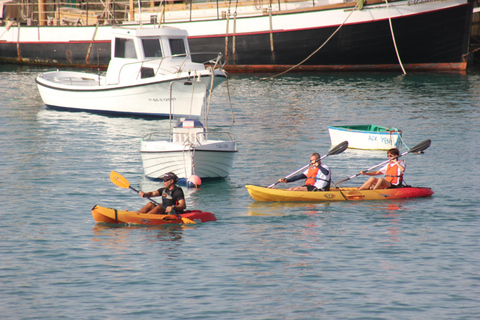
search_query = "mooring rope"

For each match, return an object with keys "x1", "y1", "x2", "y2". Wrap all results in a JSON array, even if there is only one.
[
  {"x1": 261, "y1": 0, "x2": 410, "y2": 80},
  {"x1": 221, "y1": 68, "x2": 235, "y2": 124},
  {"x1": 387, "y1": 127, "x2": 410, "y2": 151},
  {"x1": 397, "y1": 131, "x2": 410, "y2": 151},
  {"x1": 182, "y1": 139, "x2": 196, "y2": 187},
  {"x1": 261, "y1": 1, "x2": 360, "y2": 81},
  {"x1": 385, "y1": 0, "x2": 406, "y2": 74}
]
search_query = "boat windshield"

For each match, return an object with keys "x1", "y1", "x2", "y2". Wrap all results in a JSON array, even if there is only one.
[
  {"x1": 142, "y1": 39, "x2": 163, "y2": 58},
  {"x1": 114, "y1": 38, "x2": 137, "y2": 59},
  {"x1": 169, "y1": 38, "x2": 186, "y2": 56}
]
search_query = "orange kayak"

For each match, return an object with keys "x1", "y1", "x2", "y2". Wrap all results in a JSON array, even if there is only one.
[{"x1": 92, "y1": 205, "x2": 217, "y2": 225}]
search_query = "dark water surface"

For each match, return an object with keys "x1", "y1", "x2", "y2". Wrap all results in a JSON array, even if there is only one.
[{"x1": 1, "y1": 65, "x2": 479, "y2": 319}]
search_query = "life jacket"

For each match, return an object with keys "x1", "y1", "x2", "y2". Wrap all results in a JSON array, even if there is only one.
[
  {"x1": 385, "y1": 162, "x2": 404, "y2": 186},
  {"x1": 161, "y1": 186, "x2": 182, "y2": 207},
  {"x1": 305, "y1": 166, "x2": 330, "y2": 187}
]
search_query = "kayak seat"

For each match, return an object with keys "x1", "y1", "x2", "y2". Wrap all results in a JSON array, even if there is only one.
[{"x1": 162, "y1": 215, "x2": 179, "y2": 220}]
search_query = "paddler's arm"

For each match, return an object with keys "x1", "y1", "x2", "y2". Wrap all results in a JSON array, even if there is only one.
[
  {"x1": 391, "y1": 159, "x2": 406, "y2": 172},
  {"x1": 165, "y1": 199, "x2": 186, "y2": 213},
  {"x1": 318, "y1": 166, "x2": 329, "y2": 175},
  {"x1": 140, "y1": 190, "x2": 160, "y2": 198},
  {"x1": 360, "y1": 170, "x2": 382, "y2": 176},
  {"x1": 278, "y1": 173, "x2": 307, "y2": 183}
]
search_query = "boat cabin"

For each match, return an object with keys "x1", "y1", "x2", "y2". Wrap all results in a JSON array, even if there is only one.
[{"x1": 106, "y1": 26, "x2": 202, "y2": 85}]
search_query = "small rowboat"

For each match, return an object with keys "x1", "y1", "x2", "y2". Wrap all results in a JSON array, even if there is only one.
[
  {"x1": 245, "y1": 185, "x2": 433, "y2": 202},
  {"x1": 92, "y1": 205, "x2": 217, "y2": 225},
  {"x1": 328, "y1": 125, "x2": 402, "y2": 150}
]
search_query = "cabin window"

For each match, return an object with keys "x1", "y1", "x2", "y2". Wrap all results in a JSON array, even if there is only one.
[
  {"x1": 169, "y1": 38, "x2": 186, "y2": 56},
  {"x1": 142, "y1": 39, "x2": 162, "y2": 58},
  {"x1": 114, "y1": 38, "x2": 137, "y2": 59}
]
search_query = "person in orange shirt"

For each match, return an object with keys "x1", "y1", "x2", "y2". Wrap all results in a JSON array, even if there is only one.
[{"x1": 358, "y1": 148, "x2": 406, "y2": 190}]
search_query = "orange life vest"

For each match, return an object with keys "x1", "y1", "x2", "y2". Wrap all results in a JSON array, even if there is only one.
[
  {"x1": 385, "y1": 162, "x2": 403, "y2": 186},
  {"x1": 305, "y1": 166, "x2": 319, "y2": 186}
]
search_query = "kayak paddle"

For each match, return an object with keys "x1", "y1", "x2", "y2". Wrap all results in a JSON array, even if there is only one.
[
  {"x1": 333, "y1": 139, "x2": 432, "y2": 187},
  {"x1": 268, "y1": 140, "x2": 349, "y2": 188},
  {"x1": 110, "y1": 171, "x2": 195, "y2": 224}
]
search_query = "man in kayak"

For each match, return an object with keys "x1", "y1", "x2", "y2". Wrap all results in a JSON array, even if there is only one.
[
  {"x1": 138, "y1": 172, "x2": 187, "y2": 214},
  {"x1": 276, "y1": 153, "x2": 331, "y2": 191},
  {"x1": 359, "y1": 148, "x2": 406, "y2": 190}
]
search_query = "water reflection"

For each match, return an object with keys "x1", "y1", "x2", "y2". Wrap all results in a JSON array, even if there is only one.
[
  {"x1": 92, "y1": 223, "x2": 187, "y2": 243},
  {"x1": 246, "y1": 201, "x2": 331, "y2": 217}
]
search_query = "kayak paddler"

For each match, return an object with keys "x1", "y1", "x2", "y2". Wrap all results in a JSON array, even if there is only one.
[
  {"x1": 276, "y1": 153, "x2": 331, "y2": 191},
  {"x1": 138, "y1": 172, "x2": 187, "y2": 214},
  {"x1": 358, "y1": 148, "x2": 406, "y2": 190}
]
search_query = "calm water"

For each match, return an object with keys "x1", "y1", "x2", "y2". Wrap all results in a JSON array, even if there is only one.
[{"x1": 1, "y1": 65, "x2": 479, "y2": 319}]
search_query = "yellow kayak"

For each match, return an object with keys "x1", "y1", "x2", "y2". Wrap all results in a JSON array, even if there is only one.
[{"x1": 245, "y1": 185, "x2": 434, "y2": 202}]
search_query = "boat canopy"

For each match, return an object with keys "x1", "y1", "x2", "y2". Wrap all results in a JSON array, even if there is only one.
[
  {"x1": 105, "y1": 26, "x2": 198, "y2": 85},
  {"x1": 110, "y1": 26, "x2": 191, "y2": 61}
]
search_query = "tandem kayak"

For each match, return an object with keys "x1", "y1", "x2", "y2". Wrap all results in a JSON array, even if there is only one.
[
  {"x1": 92, "y1": 205, "x2": 217, "y2": 225},
  {"x1": 245, "y1": 185, "x2": 434, "y2": 202}
]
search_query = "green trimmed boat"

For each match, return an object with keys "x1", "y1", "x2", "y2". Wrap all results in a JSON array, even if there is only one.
[{"x1": 328, "y1": 125, "x2": 402, "y2": 150}]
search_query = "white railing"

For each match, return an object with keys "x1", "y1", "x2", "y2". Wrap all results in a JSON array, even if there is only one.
[{"x1": 142, "y1": 131, "x2": 235, "y2": 145}]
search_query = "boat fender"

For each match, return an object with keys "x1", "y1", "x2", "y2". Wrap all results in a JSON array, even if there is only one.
[{"x1": 187, "y1": 175, "x2": 202, "y2": 188}]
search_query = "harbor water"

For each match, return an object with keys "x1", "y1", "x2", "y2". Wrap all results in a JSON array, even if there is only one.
[{"x1": 1, "y1": 65, "x2": 479, "y2": 319}]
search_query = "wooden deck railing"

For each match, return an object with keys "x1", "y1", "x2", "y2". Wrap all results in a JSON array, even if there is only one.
[{"x1": 1, "y1": 0, "x2": 393, "y2": 26}]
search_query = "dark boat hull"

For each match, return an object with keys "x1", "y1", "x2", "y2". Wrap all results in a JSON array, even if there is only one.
[
  {"x1": 0, "y1": 0, "x2": 473, "y2": 72},
  {"x1": 190, "y1": 3, "x2": 473, "y2": 71}
]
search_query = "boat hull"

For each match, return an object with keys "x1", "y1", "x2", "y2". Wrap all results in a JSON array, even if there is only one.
[
  {"x1": 92, "y1": 205, "x2": 217, "y2": 225},
  {"x1": 140, "y1": 141, "x2": 237, "y2": 181},
  {"x1": 245, "y1": 185, "x2": 434, "y2": 202},
  {"x1": 187, "y1": 0, "x2": 473, "y2": 71},
  {"x1": 328, "y1": 125, "x2": 402, "y2": 150},
  {"x1": 35, "y1": 71, "x2": 225, "y2": 118},
  {"x1": 0, "y1": 0, "x2": 473, "y2": 72}
]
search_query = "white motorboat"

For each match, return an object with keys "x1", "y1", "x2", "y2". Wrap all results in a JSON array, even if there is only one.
[
  {"x1": 328, "y1": 125, "x2": 402, "y2": 150},
  {"x1": 140, "y1": 118, "x2": 237, "y2": 183},
  {"x1": 35, "y1": 26, "x2": 226, "y2": 118}
]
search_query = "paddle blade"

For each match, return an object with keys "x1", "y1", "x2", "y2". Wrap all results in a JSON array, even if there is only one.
[
  {"x1": 326, "y1": 141, "x2": 349, "y2": 156},
  {"x1": 181, "y1": 217, "x2": 196, "y2": 224},
  {"x1": 110, "y1": 171, "x2": 130, "y2": 189},
  {"x1": 409, "y1": 139, "x2": 431, "y2": 154}
]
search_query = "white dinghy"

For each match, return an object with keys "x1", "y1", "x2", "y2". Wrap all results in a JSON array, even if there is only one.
[
  {"x1": 140, "y1": 118, "x2": 237, "y2": 184},
  {"x1": 36, "y1": 26, "x2": 226, "y2": 118},
  {"x1": 328, "y1": 125, "x2": 403, "y2": 150}
]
